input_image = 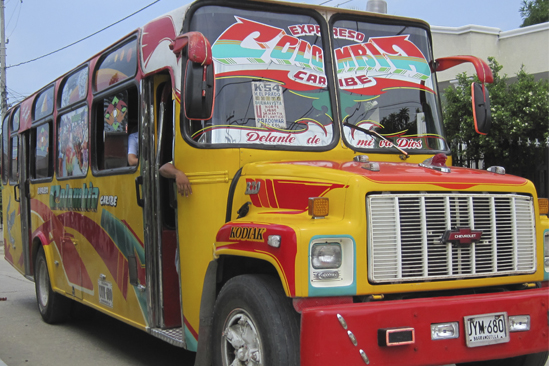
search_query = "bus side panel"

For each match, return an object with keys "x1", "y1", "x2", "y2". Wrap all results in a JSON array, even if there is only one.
[
  {"x1": 176, "y1": 145, "x2": 241, "y2": 350},
  {"x1": 27, "y1": 174, "x2": 148, "y2": 329},
  {"x1": 3, "y1": 186, "x2": 26, "y2": 275}
]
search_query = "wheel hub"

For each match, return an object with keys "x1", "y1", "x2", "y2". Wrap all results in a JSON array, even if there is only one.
[{"x1": 222, "y1": 309, "x2": 263, "y2": 366}]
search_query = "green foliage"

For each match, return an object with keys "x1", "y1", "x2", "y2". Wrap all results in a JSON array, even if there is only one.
[
  {"x1": 520, "y1": 0, "x2": 549, "y2": 27},
  {"x1": 443, "y1": 57, "x2": 549, "y2": 181}
]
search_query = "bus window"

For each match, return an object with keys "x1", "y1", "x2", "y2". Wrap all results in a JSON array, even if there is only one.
[
  {"x1": 34, "y1": 86, "x2": 54, "y2": 121},
  {"x1": 9, "y1": 136, "x2": 18, "y2": 184},
  {"x1": 2, "y1": 114, "x2": 8, "y2": 184},
  {"x1": 94, "y1": 39, "x2": 137, "y2": 93},
  {"x1": 11, "y1": 108, "x2": 20, "y2": 132},
  {"x1": 32, "y1": 122, "x2": 52, "y2": 179},
  {"x1": 95, "y1": 88, "x2": 138, "y2": 170},
  {"x1": 60, "y1": 68, "x2": 88, "y2": 109},
  {"x1": 57, "y1": 106, "x2": 89, "y2": 178}
]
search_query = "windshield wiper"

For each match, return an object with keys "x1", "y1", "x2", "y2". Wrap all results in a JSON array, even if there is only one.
[{"x1": 343, "y1": 122, "x2": 409, "y2": 159}]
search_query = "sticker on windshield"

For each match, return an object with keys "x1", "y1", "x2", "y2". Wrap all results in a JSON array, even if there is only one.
[{"x1": 252, "y1": 82, "x2": 286, "y2": 129}]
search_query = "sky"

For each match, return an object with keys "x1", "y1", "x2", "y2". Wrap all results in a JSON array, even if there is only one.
[{"x1": 3, "y1": 0, "x2": 525, "y2": 107}]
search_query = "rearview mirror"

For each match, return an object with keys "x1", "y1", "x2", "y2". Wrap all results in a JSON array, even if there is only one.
[
  {"x1": 471, "y1": 82, "x2": 491, "y2": 135},
  {"x1": 170, "y1": 32, "x2": 215, "y2": 120}
]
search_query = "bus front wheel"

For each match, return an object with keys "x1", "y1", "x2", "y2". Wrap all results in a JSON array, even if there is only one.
[
  {"x1": 34, "y1": 247, "x2": 71, "y2": 324},
  {"x1": 212, "y1": 274, "x2": 300, "y2": 366}
]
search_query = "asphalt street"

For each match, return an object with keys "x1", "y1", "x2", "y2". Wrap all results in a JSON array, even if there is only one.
[{"x1": 0, "y1": 234, "x2": 196, "y2": 366}]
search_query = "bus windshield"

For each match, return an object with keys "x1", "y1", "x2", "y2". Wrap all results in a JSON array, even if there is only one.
[
  {"x1": 334, "y1": 18, "x2": 448, "y2": 153},
  {"x1": 189, "y1": 5, "x2": 334, "y2": 149},
  {"x1": 188, "y1": 5, "x2": 448, "y2": 153}
]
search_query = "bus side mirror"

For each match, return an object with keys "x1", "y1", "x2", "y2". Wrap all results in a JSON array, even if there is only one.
[
  {"x1": 171, "y1": 32, "x2": 215, "y2": 121},
  {"x1": 471, "y1": 82, "x2": 491, "y2": 135},
  {"x1": 433, "y1": 56, "x2": 493, "y2": 135}
]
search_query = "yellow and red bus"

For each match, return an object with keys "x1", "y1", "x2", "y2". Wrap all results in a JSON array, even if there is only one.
[{"x1": 2, "y1": 0, "x2": 548, "y2": 365}]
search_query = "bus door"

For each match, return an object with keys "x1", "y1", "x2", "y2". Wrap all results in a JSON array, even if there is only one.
[
  {"x1": 4, "y1": 109, "x2": 32, "y2": 277},
  {"x1": 17, "y1": 130, "x2": 32, "y2": 278},
  {"x1": 144, "y1": 76, "x2": 183, "y2": 335}
]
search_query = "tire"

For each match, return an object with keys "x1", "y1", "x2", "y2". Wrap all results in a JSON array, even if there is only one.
[
  {"x1": 34, "y1": 246, "x2": 71, "y2": 324},
  {"x1": 457, "y1": 351, "x2": 549, "y2": 366},
  {"x1": 212, "y1": 274, "x2": 300, "y2": 366}
]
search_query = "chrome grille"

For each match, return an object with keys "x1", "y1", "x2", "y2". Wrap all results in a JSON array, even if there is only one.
[{"x1": 367, "y1": 193, "x2": 536, "y2": 283}]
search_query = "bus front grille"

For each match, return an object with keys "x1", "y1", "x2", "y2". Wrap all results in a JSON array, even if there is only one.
[{"x1": 367, "y1": 193, "x2": 536, "y2": 283}]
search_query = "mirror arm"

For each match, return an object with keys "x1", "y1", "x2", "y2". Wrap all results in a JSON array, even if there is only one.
[{"x1": 433, "y1": 56, "x2": 493, "y2": 84}]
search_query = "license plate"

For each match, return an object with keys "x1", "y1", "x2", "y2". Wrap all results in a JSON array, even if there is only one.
[{"x1": 464, "y1": 312, "x2": 510, "y2": 347}]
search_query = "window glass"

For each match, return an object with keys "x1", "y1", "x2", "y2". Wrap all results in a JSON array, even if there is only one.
[
  {"x1": 333, "y1": 19, "x2": 447, "y2": 152},
  {"x1": 189, "y1": 6, "x2": 334, "y2": 149},
  {"x1": 95, "y1": 39, "x2": 137, "y2": 93},
  {"x1": 96, "y1": 88, "x2": 138, "y2": 170},
  {"x1": 61, "y1": 68, "x2": 89, "y2": 109},
  {"x1": 58, "y1": 106, "x2": 88, "y2": 178},
  {"x1": 2, "y1": 114, "x2": 8, "y2": 183},
  {"x1": 33, "y1": 123, "x2": 52, "y2": 179},
  {"x1": 12, "y1": 108, "x2": 20, "y2": 132},
  {"x1": 34, "y1": 86, "x2": 54, "y2": 120},
  {"x1": 10, "y1": 136, "x2": 18, "y2": 183}
]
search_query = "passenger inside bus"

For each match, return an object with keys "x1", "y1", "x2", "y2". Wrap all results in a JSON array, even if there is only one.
[
  {"x1": 159, "y1": 161, "x2": 192, "y2": 197},
  {"x1": 127, "y1": 130, "x2": 138, "y2": 166}
]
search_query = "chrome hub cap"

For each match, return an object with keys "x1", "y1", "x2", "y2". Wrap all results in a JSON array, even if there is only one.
[
  {"x1": 221, "y1": 308, "x2": 263, "y2": 366},
  {"x1": 37, "y1": 259, "x2": 49, "y2": 310}
]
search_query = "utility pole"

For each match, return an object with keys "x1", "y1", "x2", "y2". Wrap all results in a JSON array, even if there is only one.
[{"x1": 0, "y1": 0, "x2": 6, "y2": 119}]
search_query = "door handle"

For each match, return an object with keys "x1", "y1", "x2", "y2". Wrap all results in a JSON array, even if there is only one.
[
  {"x1": 14, "y1": 185, "x2": 20, "y2": 202},
  {"x1": 135, "y1": 176, "x2": 144, "y2": 207}
]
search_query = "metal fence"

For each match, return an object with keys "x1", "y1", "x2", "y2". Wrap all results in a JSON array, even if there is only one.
[{"x1": 454, "y1": 146, "x2": 549, "y2": 199}]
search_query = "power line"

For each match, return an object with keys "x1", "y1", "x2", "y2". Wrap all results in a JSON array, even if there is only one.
[{"x1": 6, "y1": 0, "x2": 160, "y2": 69}]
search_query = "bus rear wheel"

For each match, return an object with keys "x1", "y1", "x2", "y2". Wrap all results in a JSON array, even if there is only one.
[
  {"x1": 457, "y1": 351, "x2": 549, "y2": 366},
  {"x1": 212, "y1": 274, "x2": 300, "y2": 366},
  {"x1": 34, "y1": 246, "x2": 71, "y2": 324}
]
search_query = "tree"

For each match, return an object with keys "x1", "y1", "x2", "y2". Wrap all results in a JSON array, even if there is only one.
[
  {"x1": 520, "y1": 0, "x2": 549, "y2": 27},
  {"x1": 443, "y1": 57, "x2": 549, "y2": 192}
]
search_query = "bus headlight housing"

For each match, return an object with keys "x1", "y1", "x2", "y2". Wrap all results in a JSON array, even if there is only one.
[
  {"x1": 309, "y1": 237, "x2": 355, "y2": 291},
  {"x1": 311, "y1": 243, "x2": 342, "y2": 269}
]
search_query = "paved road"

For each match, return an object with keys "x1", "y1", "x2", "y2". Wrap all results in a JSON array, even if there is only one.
[{"x1": 0, "y1": 243, "x2": 195, "y2": 366}]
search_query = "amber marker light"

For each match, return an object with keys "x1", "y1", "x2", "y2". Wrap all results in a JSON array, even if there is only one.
[
  {"x1": 539, "y1": 198, "x2": 548, "y2": 215},
  {"x1": 308, "y1": 197, "x2": 329, "y2": 219}
]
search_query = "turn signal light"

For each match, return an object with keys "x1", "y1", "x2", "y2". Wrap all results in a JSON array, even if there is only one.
[
  {"x1": 539, "y1": 198, "x2": 548, "y2": 215},
  {"x1": 308, "y1": 197, "x2": 329, "y2": 218}
]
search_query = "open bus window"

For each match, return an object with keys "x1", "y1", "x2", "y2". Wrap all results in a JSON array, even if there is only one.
[
  {"x1": 95, "y1": 88, "x2": 138, "y2": 170},
  {"x1": 57, "y1": 106, "x2": 89, "y2": 178},
  {"x1": 32, "y1": 123, "x2": 52, "y2": 179}
]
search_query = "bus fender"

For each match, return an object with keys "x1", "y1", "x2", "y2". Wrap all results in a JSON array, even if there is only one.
[{"x1": 194, "y1": 259, "x2": 218, "y2": 366}]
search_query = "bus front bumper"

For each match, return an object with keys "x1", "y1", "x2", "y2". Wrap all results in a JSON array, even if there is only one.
[{"x1": 300, "y1": 287, "x2": 549, "y2": 366}]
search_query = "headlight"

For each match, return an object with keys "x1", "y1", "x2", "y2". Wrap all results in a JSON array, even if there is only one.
[{"x1": 311, "y1": 243, "x2": 342, "y2": 269}]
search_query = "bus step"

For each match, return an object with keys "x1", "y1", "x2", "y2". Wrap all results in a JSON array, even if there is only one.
[{"x1": 150, "y1": 327, "x2": 185, "y2": 348}]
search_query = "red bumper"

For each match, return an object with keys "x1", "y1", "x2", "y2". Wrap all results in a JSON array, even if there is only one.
[{"x1": 301, "y1": 288, "x2": 549, "y2": 366}]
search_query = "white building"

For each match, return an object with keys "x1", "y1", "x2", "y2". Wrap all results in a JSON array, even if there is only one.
[{"x1": 431, "y1": 22, "x2": 549, "y2": 90}]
